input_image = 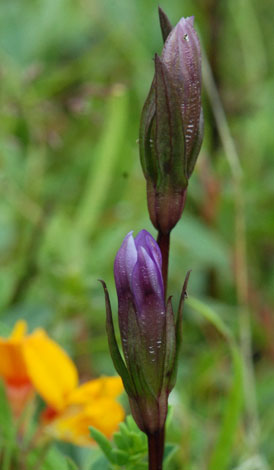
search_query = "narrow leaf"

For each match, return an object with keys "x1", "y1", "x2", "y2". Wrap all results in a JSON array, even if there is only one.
[
  {"x1": 89, "y1": 426, "x2": 115, "y2": 463},
  {"x1": 65, "y1": 457, "x2": 79, "y2": 470},
  {"x1": 187, "y1": 296, "x2": 244, "y2": 470}
]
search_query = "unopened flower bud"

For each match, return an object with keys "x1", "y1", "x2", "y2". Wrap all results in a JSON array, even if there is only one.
[
  {"x1": 139, "y1": 10, "x2": 203, "y2": 234},
  {"x1": 101, "y1": 230, "x2": 190, "y2": 435}
]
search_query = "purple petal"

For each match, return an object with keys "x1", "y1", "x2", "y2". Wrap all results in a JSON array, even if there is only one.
[
  {"x1": 114, "y1": 232, "x2": 139, "y2": 364},
  {"x1": 132, "y1": 246, "x2": 164, "y2": 310},
  {"x1": 131, "y1": 246, "x2": 166, "y2": 380},
  {"x1": 161, "y1": 16, "x2": 202, "y2": 166},
  {"x1": 114, "y1": 231, "x2": 137, "y2": 299},
  {"x1": 132, "y1": 246, "x2": 165, "y2": 325},
  {"x1": 134, "y1": 229, "x2": 162, "y2": 273}
]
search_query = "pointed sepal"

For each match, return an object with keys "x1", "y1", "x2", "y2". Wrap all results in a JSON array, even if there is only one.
[
  {"x1": 168, "y1": 271, "x2": 191, "y2": 387},
  {"x1": 162, "y1": 296, "x2": 176, "y2": 392},
  {"x1": 158, "y1": 7, "x2": 173, "y2": 42},
  {"x1": 126, "y1": 301, "x2": 155, "y2": 398},
  {"x1": 176, "y1": 270, "x2": 191, "y2": 349},
  {"x1": 99, "y1": 280, "x2": 134, "y2": 396}
]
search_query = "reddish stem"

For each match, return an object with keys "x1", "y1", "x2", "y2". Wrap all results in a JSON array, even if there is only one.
[
  {"x1": 147, "y1": 428, "x2": 165, "y2": 470},
  {"x1": 157, "y1": 231, "x2": 170, "y2": 298}
]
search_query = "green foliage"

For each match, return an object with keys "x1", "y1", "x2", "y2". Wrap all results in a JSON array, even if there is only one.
[
  {"x1": 90, "y1": 415, "x2": 148, "y2": 469},
  {"x1": 90, "y1": 414, "x2": 178, "y2": 469},
  {"x1": 25, "y1": 447, "x2": 79, "y2": 470},
  {"x1": 0, "y1": 0, "x2": 273, "y2": 468},
  {"x1": 187, "y1": 297, "x2": 244, "y2": 470},
  {"x1": 0, "y1": 381, "x2": 17, "y2": 470},
  {"x1": 0, "y1": 381, "x2": 79, "y2": 470}
]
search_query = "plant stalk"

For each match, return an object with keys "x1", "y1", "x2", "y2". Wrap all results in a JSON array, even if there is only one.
[
  {"x1": 147, "y1": 427, "x2": 165, "y2": 470},
  {"x1": 157, "y1": 231, "x2": 170, "y2": 297}
]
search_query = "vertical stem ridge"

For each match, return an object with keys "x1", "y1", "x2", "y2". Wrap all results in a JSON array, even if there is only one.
[
  {"x1": 157, "y1": 231, "x2": 170, "y2": 298},
  {"x1": 147, "y1": 427, "x2": 165, "y2": 470}
]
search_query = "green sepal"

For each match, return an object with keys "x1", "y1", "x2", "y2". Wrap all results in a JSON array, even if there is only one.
[
  {"x1": 154, "y1": 54, "x2": 187, "y2": 190},
  {"x1": 162, "y1": 297, "x2": 176, "y2": 391},
  {"x1": 158, "y1": 7, "x2": 173, "y2": 42},
  {"x1": 186, "y1": 109, "x2": 204, "y2": 178},
  {"x1": 126, "y1": 301, "x2": 156, "y2": 399},
  {"x1": 169, "y1": 271, "x2": 191, "y2": 387},
  {"x1": 139, "y1": 79, "x2": 156, "y2": 181},
  {"x1": 99, "y1": 280, "x2": 134, "y2": 396}
]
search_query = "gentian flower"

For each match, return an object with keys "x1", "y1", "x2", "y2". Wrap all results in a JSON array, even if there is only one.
[
  {"x1": 139, "y1": 8, "x2": 203, "y2": 234},
  {"x1": 0, "y1": 321, "x2": 124, "y2": 445},
  {"x1": 102, "y1": 230, "x2": 189, "y2": 435}
]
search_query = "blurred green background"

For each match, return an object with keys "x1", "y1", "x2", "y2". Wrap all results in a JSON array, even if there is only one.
[{"x1": 0, "y1": 0, "x2": 273, "y2": 468}]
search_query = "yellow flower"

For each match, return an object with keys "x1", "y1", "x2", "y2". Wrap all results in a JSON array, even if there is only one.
[
  {"x1": 22, "y1": 327, "x2": 78, "y2": 411},
  {"x1": 42, "y1": 377, "x2": 125, "y2": 446},
  {"x1": 0, "y1": 320, "x2": 125, "y2": 445},
  {"x1": 0, "y1": 320, "x2": 78, "y2": 416}
]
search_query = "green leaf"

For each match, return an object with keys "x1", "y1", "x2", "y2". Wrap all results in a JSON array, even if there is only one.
[
  {"x1": 112, "y1": 448, "x2": 129, "y2": 465},
  {"x1": 91, "y1": 415, "x2": 148, "y2": 468},
  {"x1": 65, "y1": 457, "x2": 79, "y2": 470},
  {"x1": 89, "y1": 455, "x2": 110, "y2": 470},
  {"x1": 163, "y1": 443, "x2": 178, "y2": 468},
  {"x1": 89, "y1": 426, "x2": 115, "y2": 463},
  {"x1": 125, "y1": 414, "x2": 141, "y2": 433},
  {"x1": 66, "y1": 87, "x2": 129, "y2": 264},
  {"x1": 187, "y1": 296, "x2": 244, "y2": 470},
  {"x1": 27, "y1": 445, "x2": 73, "y2": 470},
  {"x1": 113, "y1": 431, "x2": 129, "y2": 451}
]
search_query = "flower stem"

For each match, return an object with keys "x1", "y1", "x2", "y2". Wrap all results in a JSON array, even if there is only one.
[
  {"x1": 157, "y1": 231, "x2": 170, "y2": 297},
  {"x1": 147, "y1": 427, "x2": 165, "y2": 470}
]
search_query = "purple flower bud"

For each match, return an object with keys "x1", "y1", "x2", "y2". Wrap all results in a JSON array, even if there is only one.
[
  {"x1": 139, "y1": 10, "x2": 203, "y2": 234},
  {"x1": 114, "y1": 231, "x2": 165, "y2": 388},
  {"x1": 101, "y1": 230, "x2": 190, "y2": 435}
]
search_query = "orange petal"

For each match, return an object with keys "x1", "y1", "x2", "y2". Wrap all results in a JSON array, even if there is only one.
[{"x1": 0, "y1": 321, "x2": 29, "y2": 385}]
